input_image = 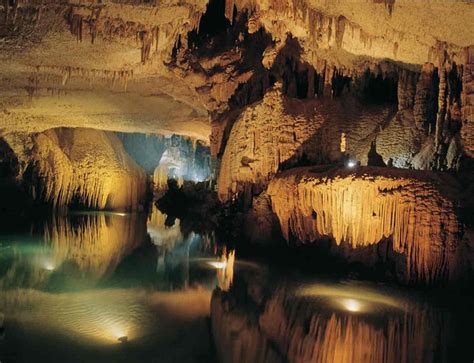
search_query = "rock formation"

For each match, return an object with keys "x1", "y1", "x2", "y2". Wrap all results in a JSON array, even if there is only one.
[
  {"x1": 267, "y1": 166, "x2": 465, "y2": 284},
  {"x1": 27, "y1": 128, "x2": 148, "y2": 211},
  {"x1": 217, "y1": 83, "x2": 394, "y2": 202}
]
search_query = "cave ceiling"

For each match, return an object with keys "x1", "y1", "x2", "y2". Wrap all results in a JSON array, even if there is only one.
[{"x1": 0, "y1": 0, "x2": 473, "y2": 143}]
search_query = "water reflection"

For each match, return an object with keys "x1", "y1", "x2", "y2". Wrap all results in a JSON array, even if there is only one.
[
  {"x1": 0, "y1": 207, "x2": 223, "y2": 362},
  {"x1": 0, "y1": 207, "x2": 471, "y2": 362},
  {"x1": 211, "y1": 271, "x2": 471, "y2": 363}
]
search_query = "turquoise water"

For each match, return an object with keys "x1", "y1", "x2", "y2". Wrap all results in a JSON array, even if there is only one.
[
  {"x1": 0, "y1": 208, "x2": 472, "y2": 362},
  {"x1": 0, "y1": 209, "x2": 222, "y2": 363}
]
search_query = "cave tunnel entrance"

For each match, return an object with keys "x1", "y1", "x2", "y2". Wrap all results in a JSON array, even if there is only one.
[
  {"x1": 187, "y1": 0, "x2": 232, "y2": 49},
  {"x1": 359, "y1": 70, "x2": 398, "y2": 104}
]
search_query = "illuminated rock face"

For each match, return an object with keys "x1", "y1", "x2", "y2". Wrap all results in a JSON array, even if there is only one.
[
  {"x1": 267, "y1": 166, "x2": 464, "y2": 284},
  {"x1": 217, "y1": 85, "x2": 393, "y2": 202},
  {"x1": 28, "y1": 128, "x2": 148, "y2": 211}
]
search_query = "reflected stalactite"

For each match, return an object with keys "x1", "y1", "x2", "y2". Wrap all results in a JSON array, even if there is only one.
[
  {"x1": 147, "y1": 206, "x2": 183, "y2": 249},
  {"x1": 216, "y1": 249, "x2": 235, "y2": 291},
  {"x1": 211, "y1": 277, "x2": 458, "y2": 363},
  {"x1": 0, "y1": 212, "x2": 147, "y2": 289},
  {"x1": 44, "y1": 212, "x2": 147, "y2": 279}
]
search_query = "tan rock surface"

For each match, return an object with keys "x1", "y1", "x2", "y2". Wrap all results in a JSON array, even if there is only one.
[
  {"x1": 267, "y1": 166, "x2": 464, "y2": 283},
  {"x1": 28, "y1": 127, "x2": 148, "y2": 210}
]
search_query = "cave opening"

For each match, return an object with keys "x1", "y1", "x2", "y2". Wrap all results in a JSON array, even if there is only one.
[
  {"x1": 187, "y1": 0, "x2": 232, "y2": 50},
  {"x1": 359, "y1": 69, "x2": 398, "y2": 104}
]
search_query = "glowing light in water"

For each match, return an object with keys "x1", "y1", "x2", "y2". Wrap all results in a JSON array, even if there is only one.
[
  {"x1": 208, "y1": 261, "x2": 227, "y2": 269},
  {"x1": 296, "y1": 283, "x2": 403, "y2": 312},
  {"x1": 118, "y1": 336, "x2": 128, "y2": 343},
  {"x1": 44, "y1": 261, "x2": 55, "y2": 271},
  {"x1": 342, "y1": 298, "x2": 362, "y2": 312},
  {"x1": 109, "y1": 325, "x2": 129, "y2": 341},
  {"x1": 111, "y1": 212, "x2": 128, "y2": 217}
]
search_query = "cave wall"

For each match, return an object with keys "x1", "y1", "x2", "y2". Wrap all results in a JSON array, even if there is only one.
[
  {"x1": 267, "y1": 166, "x2": 468, "y2": 284},
  {"x1": 461, "y1": 47, "x2": 474, "y2": 157},
  {"x1": 216, "y1": 83, "x2": 398, "y2": 202},
  {"x1": 26, "y1": 128, "x2": 148, "y2": 211}
]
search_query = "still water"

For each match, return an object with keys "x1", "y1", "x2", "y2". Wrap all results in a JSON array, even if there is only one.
[{"x1": 0, "y1": 208, "x2": 472, "y2": 363}]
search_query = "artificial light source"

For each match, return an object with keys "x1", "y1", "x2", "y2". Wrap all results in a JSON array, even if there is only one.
[
  {"x1": 346, "y1": 160, "x2": 357, "y2": 168},
  {"x1": 44, "y1": 263, "x2": 55, "y2": 271},
  {"x1": 342, "y1": 298, "x2": 362, "y2": 312},
  {"x1": 207, "y1": 261, "x2": 227, "y2": 269}
]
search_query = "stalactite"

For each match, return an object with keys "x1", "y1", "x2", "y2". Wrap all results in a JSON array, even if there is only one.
[
  {"x1": 25, "y1": 74, "x2": 40, "y2": 99},
  {"x1": 461, "y1": 46, "x2": 474, "y2": 157},
  {"x1": 3, "y1": 0, "x2": 9, "y2": 24},
  {"x1": 70, "y1": 14, "x2": 83, "y2": 42},
  {"x1": 139, "y1": 30, "x2": 153, "y2": 64},
  {"x1": 66, "y1": 3, "x2": 204, "y2": 64},
  {"x1": 413, "y1": 63, "x2": 438, "y2": 130},
  {"x1": 217, "y1": 84, "x2": 393, "y2": 202},
  {"x1": 397, "y1": 69, "x2": 417, "y2": 110},
  {"x1": 224, "y1": 0, "x2": 235, "y2": 24},
  {"x1": 373, "y1": 0, "x2": 395, "y2": 16},
  {"x1": 27, "y1": 128, "x2": 148, "y2": 211},
  {"x1": 267, "y1": 166, "x2": 463, "y2": 284},
  {"x1": 31, "y1": 65, "x2": 133, "y2": 90}
]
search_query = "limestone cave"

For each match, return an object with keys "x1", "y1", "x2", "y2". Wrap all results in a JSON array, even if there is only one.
[{"x1": 0, "y1": 0, "x2": 473, "y2": 362}]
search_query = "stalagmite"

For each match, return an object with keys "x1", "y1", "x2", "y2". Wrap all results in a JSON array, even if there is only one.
[
  {"x1": 28, "y1": 128, "x2": 148, "y2": 211},
  {"x1": 267, "y1": 166, "x2": 463, "y2": 284}
]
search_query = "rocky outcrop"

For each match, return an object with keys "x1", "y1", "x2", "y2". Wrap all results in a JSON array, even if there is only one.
[
  {"x1": 27, "y1": 128, "x2": 148, "y2": 211},
  {"x1": 461, "y1": 47, "x2": 474, "y2": 157},
  {"x1": 217, "y1": 84, "x2": 395, "y2": 202},
  {"x1": 267, "y1": 166, "x2": 467, "y2": 284}
]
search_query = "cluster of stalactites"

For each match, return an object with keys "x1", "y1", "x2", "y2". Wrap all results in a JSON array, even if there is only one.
[
  {"x1": 267, "y1": 167, "x2": 462, "y2": 284},
  {"x1": 28, "y1": 128, "x2": 148, "y2": 211},
  {"x1": 396, "y1": 48, "x2": 471, "y2": 167},
  {"x1": 29, "y1": 65, "x2": 134, "y2": 91},
  {"x1": 460, "y1": 47, "x2": 474, "y2": 157},
  {"x1": 67, "y1": 3, "x2": 204, "y2": 65}
]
